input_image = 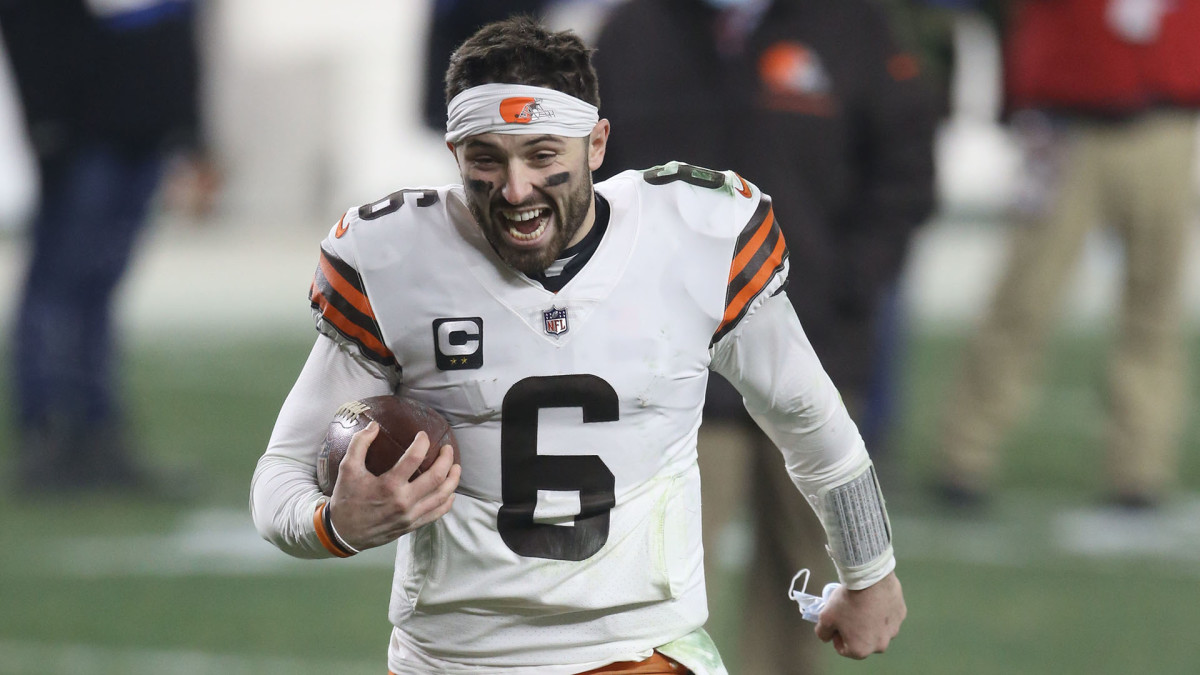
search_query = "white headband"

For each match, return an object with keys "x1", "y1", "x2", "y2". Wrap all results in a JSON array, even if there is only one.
[{"x1": 445, "y1": 83, "x2": 599, "y2": 144}]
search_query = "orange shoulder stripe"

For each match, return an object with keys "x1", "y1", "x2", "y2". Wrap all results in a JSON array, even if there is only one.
[
  {"x1": 318, "y1": 250, "x2": 376, "y2": 321},
  {"x1": 728, "y1": 207, "x2": 776, "y2": 284},
  {"x1": 717, "y1": 234, "x2": 786, "y2": 335},
  {"x1": 310, "y1": 288, "x2": 393, "y2": 360}
]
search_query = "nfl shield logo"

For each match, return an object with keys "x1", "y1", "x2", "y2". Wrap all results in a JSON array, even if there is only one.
[{"x1": 543, "y1": 306, "x2": 569, "y2": 336}]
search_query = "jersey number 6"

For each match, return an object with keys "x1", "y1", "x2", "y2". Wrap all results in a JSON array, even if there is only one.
[{"x1": 497, "y1": 374, "x2": 617, "y2": 562}]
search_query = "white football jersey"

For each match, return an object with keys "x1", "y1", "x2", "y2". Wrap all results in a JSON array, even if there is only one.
[
  {"x1": 307, "y1": 164, "x2": 785, "y2": 671},
  {"x1": 253, "y1": 161, "x2": 899, "y2": 674}
]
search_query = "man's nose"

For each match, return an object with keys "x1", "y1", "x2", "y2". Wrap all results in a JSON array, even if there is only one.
[{"x1": 501, "y1": 164, "x2": 536, "y2": 204}]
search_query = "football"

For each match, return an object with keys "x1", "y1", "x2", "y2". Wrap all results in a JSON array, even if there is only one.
[{"x1": 316, "y1": 394, "x2": 459, "y2": 496}]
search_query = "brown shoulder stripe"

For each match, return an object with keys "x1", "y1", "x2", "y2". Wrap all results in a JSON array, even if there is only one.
[
  {"x1": 309, "y1": 247, "x2": 395, "y2": 367},
  {"x1": 316, "y1": 245, "x2": 373, "y2": 317},
  {"x1": 727, "y1": 197, "x2": 775, "y2": 285},
  {"x1": 713, "y1": 198, "x2": 788, "y2": 344}
]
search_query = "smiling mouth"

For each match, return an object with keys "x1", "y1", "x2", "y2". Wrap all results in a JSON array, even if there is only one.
[{"x1": 499, "y1": 207, "x2": 552, "y2": 243}]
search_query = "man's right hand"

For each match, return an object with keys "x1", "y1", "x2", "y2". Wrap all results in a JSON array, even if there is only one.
[{"x1": 328, "y1": 421, "x2": 461, "y2": 550}]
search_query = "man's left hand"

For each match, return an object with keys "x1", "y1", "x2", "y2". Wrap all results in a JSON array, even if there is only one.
[{"x1": 815, "y1": 571, "x2": 906, "y2": 659}]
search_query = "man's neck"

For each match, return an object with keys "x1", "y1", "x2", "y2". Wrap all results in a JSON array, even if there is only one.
[
  {"x1": 564, "y1": 194, "x2": 597, "y2": 249},
  {"x1": 528, "y1": 193, "x2": 610, "y2": 293}
]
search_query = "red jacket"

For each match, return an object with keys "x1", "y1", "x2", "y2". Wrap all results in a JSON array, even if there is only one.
[{"x1": 1006, "y1": 0, "x2": 1200, "y2": 114}]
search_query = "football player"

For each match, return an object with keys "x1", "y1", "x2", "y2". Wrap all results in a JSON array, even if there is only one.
[{"x1": 251, "y1": 16, "x2": 904, "y2": 675}]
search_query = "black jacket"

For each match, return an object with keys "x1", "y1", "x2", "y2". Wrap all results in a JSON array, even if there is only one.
[
  {"x1": 594, "y1": 0, "x2": 937, "y2": 403},
  {"x1": 0, "y1": 0, "x2": 201, "y2": 163}
]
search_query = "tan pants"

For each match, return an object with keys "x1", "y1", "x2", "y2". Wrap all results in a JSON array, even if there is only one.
[
  {"x1": 940, "y1": 110, "x2": 1198, "y2": 497},
  {"x1": 697, "y1": 422, "x2": 831, "y2": 675}
]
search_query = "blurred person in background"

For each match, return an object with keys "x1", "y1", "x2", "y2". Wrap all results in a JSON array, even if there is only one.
[
  {"x1": 421, "y1": 0, "x2": 550, "y2": 131},
  {"x1": 0, "y1": 0, "x2": 209, "y2": 495},
  {"x1": 935, "y1": 0, "x2": 1200, "y2": 510},
  {"x1": 592, "y1": 0, "x2": 937, "y2": 672}
]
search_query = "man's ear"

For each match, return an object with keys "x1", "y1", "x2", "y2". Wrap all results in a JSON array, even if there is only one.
[
  {"x1": 587, "y1": 119, "x2": 611, "y2": 172},
  {"x1": 447, "y1": 141, "x2": 458, "y2": 162}
]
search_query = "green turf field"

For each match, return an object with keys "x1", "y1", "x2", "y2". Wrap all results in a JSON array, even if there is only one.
[{"x1": 1, "y1": 331, "x2": 1197, "y2": 674}]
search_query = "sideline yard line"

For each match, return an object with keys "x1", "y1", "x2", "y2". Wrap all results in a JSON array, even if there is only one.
[
  {"x1": 21, "y1": 508, "x2": 394, "y2": 579},
  {"x1": 14, "y1": 496, "x2": 1200, "y2": 580},
  {"x1": 0, "y1": 640, "x2": 378, "y2": 675},
  {"x1": 891, "y1": 493, "x2": 1200, "y2": 579}
]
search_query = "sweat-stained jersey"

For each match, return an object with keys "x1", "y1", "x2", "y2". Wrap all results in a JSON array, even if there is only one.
[{"x1": 252, "y1": 162, "x2": 880, "y2": 674}]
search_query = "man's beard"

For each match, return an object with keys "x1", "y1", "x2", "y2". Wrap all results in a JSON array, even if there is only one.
[{"x1": 470, "y1": 173, "x2": 593, "y2": 276}]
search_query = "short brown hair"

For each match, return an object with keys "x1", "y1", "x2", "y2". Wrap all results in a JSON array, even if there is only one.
[{"x1": 444, "y1": 16, "x2": 600, "y2": 109}]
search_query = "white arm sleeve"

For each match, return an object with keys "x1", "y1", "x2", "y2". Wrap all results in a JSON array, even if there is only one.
[
  {"x1": 249, "y1": 334, "x2": 392, "y2": 558},
  {"x1": 710, "y1": 292, "x2": 895, "y2": 589}
]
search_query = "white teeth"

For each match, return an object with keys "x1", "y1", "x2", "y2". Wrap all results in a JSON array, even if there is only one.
[
  {"x1": 499, "y1": 208, "x2": 550, "y2": 242},
  {"x1": 507, "y1": 220, "x2": 547, "y2": 241},
  {"x1": 502, "y1": 208, "x2": 545, "y2": 222}
]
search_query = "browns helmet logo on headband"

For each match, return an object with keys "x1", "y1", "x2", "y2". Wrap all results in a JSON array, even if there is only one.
[
  {"x1": 445, "y1": 84, "x2": 597, "y2": 143},
  {"x1": 499, "y1": 97, "x2": 556, "y2": 124}
]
